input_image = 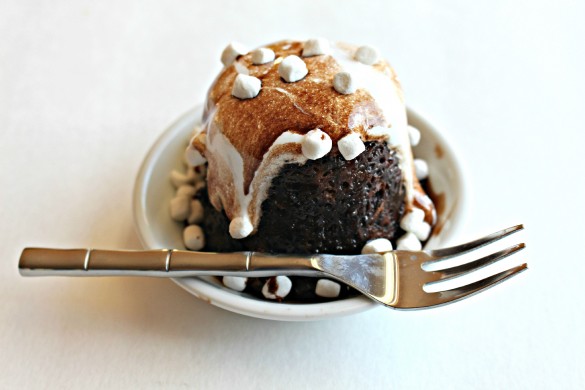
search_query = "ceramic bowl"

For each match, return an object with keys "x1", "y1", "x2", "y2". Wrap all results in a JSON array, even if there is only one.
[{"x1": 133, "y1": 105, "x2": 467, "y2": 321}]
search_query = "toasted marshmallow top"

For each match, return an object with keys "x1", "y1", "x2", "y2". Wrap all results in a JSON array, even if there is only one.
[{"x1": 191, "y1": 39, "x2": 435, "y2": 239}]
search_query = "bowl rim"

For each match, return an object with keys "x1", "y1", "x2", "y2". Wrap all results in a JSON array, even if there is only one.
[{"x1": 132, "y1": 105, "x2": 467, "y2": 321}]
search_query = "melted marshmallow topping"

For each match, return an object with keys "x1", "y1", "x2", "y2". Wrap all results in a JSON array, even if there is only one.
[{"x1": 193, "y1": 40, "x2": 435, "y2": 238}]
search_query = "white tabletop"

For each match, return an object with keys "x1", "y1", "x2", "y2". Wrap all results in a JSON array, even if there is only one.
[{"x1": 1, "y1": 1, "x2": 584, "y2": 388}]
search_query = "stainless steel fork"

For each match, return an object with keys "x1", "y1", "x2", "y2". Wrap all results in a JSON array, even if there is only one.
[{"x1": 19, "y1": 225, "x2": 527, "y2": 309}]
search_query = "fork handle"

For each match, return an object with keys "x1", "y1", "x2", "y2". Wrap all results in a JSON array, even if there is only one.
[{"x1": 19, "y1": 248, "x2": 321, "y2": 278}]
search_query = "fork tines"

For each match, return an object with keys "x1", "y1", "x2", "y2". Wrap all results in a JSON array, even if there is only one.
[
  {"x1": 417, "y1": 225, "x2": 527, "y2": 308},
  {"x1": 429, "y1": 224, "x2": 524, "y2": 259},
  {"x1": 435, "y1": 263, "x2": 528, "y2": 305}
]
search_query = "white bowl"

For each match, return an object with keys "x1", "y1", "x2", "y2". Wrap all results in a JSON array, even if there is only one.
[{"x1": 133, "y1": 105, "x2": 467, "y2": 321}]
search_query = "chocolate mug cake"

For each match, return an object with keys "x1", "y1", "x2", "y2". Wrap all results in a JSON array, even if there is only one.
[{"x1": 169, "y1": 39, "x2": 436, "y2": 302}]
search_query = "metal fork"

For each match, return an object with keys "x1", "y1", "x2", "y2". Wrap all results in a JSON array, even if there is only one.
[{"x1": 19, "y1": 225, "x2": 527, "y2": 309}]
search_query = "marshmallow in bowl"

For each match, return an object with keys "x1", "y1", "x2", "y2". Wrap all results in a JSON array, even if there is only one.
[
  {"x1": 337, "y1": 133, "x2": 365, "y2": 160},
  {"x1": 361, "y1": 238, "x2": 393, "y2": 254},
  {"x1": 408, "y1": 125, "x2": 421, "y2": 146},
  {"x1": 354, "y1": 45, "x2": 380, "y2": 65},
  {"x1": 400, "y1": 208, "x2": 425, "y2": 232},
  {"x1": 170, "y1": 195, "x2": 190, "y2": 221},
  {"x1": 278, "y1": 55, "x2": 308, "y2": 82},
  {"x1": 411, "y1": 221, "x2": 431, "y2": 241},
  {"x1": 170, "y1": 170, "x2": 192, "y2": 188},
  {"x1": 302, "y1": 38, "x2": 330, "y2": 57},
  {"x1": 301, "y1": 129, "x2": 332, "y2": 160},
  {"x1": 333, "y1": 71, "x2": 356, "y2": 95},
  {"x1": 251, "y1": 48, "x2": 275, "y2": 65},
  {"x1": 183, "y1": 224, "x2": 205, "y2": 250},
  {"x1": 221, "y1": 42, "x2": 248, "y2": 66},
  {"x1": 187, "y1": 199, "x2": 205, "y2": 225},
  {"x1": 176, "y1": 184, "x2": 196, "y2": 198},
  {"x1": 222, "y1": 276, "x2": 248, "y2": 292},
  {"x1": 397, "y1": 232, "x2": 422, "y2": 251},
  {"x1": 262, "y1": 276, "x2": 292, "y2": 300},
  {"x1": 315, "y1": 279, "x2": 341, "y2": 298},
  {"x1": 414, "y1": 159, "x2": 429, "y2": 180},
  {"x1": 185, "y1": 167, "x2": 199, "y2": 183},
  {"x1": 232, "y1": 74, "x2": 262, "y2": 99},
  {"x1": 400, "y1": 208, "x2": 432, "y2": 241}
]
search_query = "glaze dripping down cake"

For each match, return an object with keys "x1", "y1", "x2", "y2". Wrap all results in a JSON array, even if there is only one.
[{"x1": 169, "y1": 39, "x2": 436, "y2": 301}]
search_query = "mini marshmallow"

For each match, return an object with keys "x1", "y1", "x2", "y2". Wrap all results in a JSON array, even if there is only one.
[
  {"x1": 221, "y1": 42, "x2": 248, "y2": 66},
  {"x1": 411, "y1": 221, "x2": 431, "y2": 241},
  {"x1": 229, "y1": 216, "x2": 253, "y2": 239},
  {"x1": 301, "y1": 129, "x2": 332, "y2": 160},
  {"x1": 302, "y1": 38, "x2": 330, "y2": 57},
  {"x1": 397, "y1": 232, "x2": 422, "y2": 251},
  {"x1": 176, "y1": 184, "x2": 196, "y2": 198},
  {"x1": 338, "y1": 133, "x2": 366, "y2": 160},
  {"x1": 354, "y1": 45, "x2": 380, "y2": 65},
  {"x1": 408, "y1": 125, "x2": 421, "y2": 146},
  {"x1": 361, "y1": 238, "x2": 393, "y2": 254},
  {"x1": 400, "y1": 208, "x2": 426, "y2": 232},
  {"x1": 251, "y1": 48, "x2": 275, "y2": 64},
  {"x1": 315, "y1": 279, "x2": 341, "y2": 298},
  {"x1": 185, "y1": 167, "x2": 198, "y2": 182},
  {"x1": 183, "y1": 224, "x2": 205, "y2": 250},
  {"x1": 333, "y1": 71, "x2": 356, "y2": 95},
  {"x1": 278, "y1": 55, "x2": 308, "y2": 82},
  {"x1": 222, "y1": 276, "x2": 247, "y2": 292},
  {"x1": 170, "y1": 196, "x2": 190, "y2": 221},
  {"x1": 414, "y1": 159, "x2": 429, "y2": 180},
  {"x1": 187, "y1": 199, "x2": 205, "y2": 225},
  {"x1": 232, "y1": 74, "x2": 261, "y2": 99},
  {"x1": 262, "y1": 276, "x2": 292, "y2": 300},
  {"x1": 185, "y1": 145, "x2": 206, "y2": 167},
  {"x1": 170, "y1": 169, "x2": 192, "y2": 187}
]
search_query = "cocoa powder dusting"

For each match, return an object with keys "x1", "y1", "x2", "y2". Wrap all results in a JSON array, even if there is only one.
[{"x1": 205, "y1": 40, "x2": 392, "y2": 193}]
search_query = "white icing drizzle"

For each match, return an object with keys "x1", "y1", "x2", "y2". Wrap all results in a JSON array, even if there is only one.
[
  {"x1": 330, "y1": 43, "x2": 416, "y2": 204},
  {"x1": 206, "y1": 128, "x2": 306, "y2": 238},
  {"x1": 206, "y1": 42, "x2": 422, "y2": 239}
]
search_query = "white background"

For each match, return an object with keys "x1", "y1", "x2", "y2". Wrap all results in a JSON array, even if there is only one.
[{"x1": 1, "y1": 1, "x2": 584, "y2": 388}]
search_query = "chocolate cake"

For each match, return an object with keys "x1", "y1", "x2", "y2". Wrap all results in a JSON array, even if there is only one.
[
  {"x1": 200, "y1": 142, "x2": 405, "y2": 254},
  {"x1": 169, "y1": 39, "x2": 437, "y2": 302}
]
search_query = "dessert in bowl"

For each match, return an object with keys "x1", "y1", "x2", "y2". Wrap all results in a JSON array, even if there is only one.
[{"x1": 133, "y1": 39, "x2": 466, "y2": 320}]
